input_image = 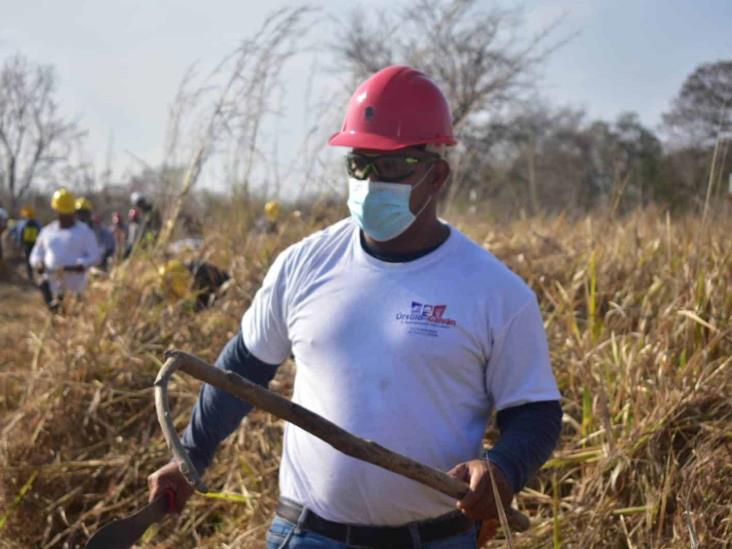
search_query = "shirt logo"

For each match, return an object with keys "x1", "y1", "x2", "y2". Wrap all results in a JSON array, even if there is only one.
[{"x1": 397, "y1": 301, "x2": 457, "y2": 336}]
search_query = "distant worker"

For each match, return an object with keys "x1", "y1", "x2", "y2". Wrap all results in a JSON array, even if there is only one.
[
  {"x1": 265, "y1": 200, "x2": 280, "y2": 222},
  {"x1": 128, "y1": 191, "x2": 162, "y2": 252},
  {"x1": 111, "y1": 211, "x2": 128, "y2": 261},
  {"x1": 74, "y1": 197, "x2": 94, "y2": 226},
  {"x1": 0, "y1": 208, "x2": 9, "y2": 266},
  {"x1": 125, "y1": 208, "x2": 140, "y2": 257},
  {"x1": 14, "y1": 205, "x2": 42, "y2": 279},
  {"x1": 158, "y1": 258, "x2": 230, "y2": 311},
  {"x1": 0, "y1": 207, "x2": 8, "y2": 264},
  {"x1": 30, "y1": 189, "x2": 101, "y2": 311},
  {"x1": 93, "y1": 214, "x2": 116, "y2": 269},
  {"x1": 75, "y1": 197, "x2": 115, "y2": 269},
  {"x1": 254, "y1": 199, "x2": 281, "y2": 234}
]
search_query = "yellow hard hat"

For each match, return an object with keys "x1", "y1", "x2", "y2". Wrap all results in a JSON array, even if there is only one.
[
  {"x1": 20, "y1": 205, "x2": 36, "y2": 218},
  {"x1": 75, "y1": 197, "x2": 93, "y2": 212},
  {"x1": 264, "y1": 200, "x2": 280, "y2": 221},
  {"x1": 51, "y1": 188, "x2": 76, "y2": 214},
  {"x1": 158, "y1": 259, "x2": 192, "y2": 299}
]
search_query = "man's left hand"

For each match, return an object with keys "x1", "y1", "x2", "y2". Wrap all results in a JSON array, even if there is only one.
[{"x1": 447, "y1": 459, "x2": 513, "y2": 521}]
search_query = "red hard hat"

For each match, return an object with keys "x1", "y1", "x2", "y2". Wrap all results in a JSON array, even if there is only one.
[{"x1": 328, "y1": 65, "x2": 456, "y2": 151}]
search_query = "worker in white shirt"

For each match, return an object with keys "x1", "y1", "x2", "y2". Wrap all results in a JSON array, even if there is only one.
[
  {"x1": 29, "y1": 188, "x2": 101, "y2": 311},
  {"x1": 148, "y1": 66, "x2": 562, "y2": 548}
]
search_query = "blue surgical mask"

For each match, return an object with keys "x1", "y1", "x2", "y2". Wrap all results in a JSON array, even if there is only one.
[{"x1": 347, "y1": 167, "x2": 433, "y2": 242}]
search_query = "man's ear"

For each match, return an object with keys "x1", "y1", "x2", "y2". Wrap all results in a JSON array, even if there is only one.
[{"x1": 432, "y1": 159, "x2": 450, "y2": 191}]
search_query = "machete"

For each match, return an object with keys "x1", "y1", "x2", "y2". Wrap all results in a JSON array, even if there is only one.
[{"x1": 85, "y1": 491, "x2": 173, "y2": 549}]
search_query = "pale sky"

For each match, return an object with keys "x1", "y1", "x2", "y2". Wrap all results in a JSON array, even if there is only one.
[{"x1": 1, "y1": 0, "x2": 730, "y2": 194}]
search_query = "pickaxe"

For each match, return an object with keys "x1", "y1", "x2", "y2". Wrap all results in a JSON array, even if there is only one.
[{"x1": 86, "y1": 349, "x2": 529, "y2": 548}]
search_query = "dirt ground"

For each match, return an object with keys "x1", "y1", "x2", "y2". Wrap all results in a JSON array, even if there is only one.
[
  {"x1": 0, "y1": 261, "x2": 46, "y2": 402},
  {"x1": 0, "y1": 261, "x2": 46, "y2": 346}
]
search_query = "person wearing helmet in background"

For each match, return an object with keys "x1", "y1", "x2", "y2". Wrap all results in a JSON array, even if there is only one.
[
  {"x1": 30, "y1": 189, "x2": 100, "y2": 311},
  {"x1": 127, "y1": 191, "x2": 161, "y2": 253},
  {"x1": 12, "y1": 205, "x2": 43, "y2": 279},
  {"x1": 110, "y1": 211, "x2": 128, "y2": 261},
  {"x1": 75, "y1": 197, "x2": 116, "y2": 270},
  {"x1": 92, "y1": 213, "x2": 116, "y2": 270},
  {"x1": 74, "y1": 197, "x2": 94, "y2": 226},
  {"x1": 158, "y1": 258, "x2": 230, "y2": 311},
  {"x1": 148, "y1": 66, "x2": 562, "y2": 549},
  {"x1": 124, "y1": 207, "x2": 140, "y2": 258},
  {"x1": 254, "y1": 200, "x2": 281, "y2": 234},
  {"x1": 265, "y1": 199, "x2": 280, "y2": 224},
  {"x1": 0, "y1": 207, "x2": 8, "y2": 264}
]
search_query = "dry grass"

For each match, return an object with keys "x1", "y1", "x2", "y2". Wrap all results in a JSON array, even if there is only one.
[{"x1": 1, "y1": 205, "x2": 730, "y2": 548}]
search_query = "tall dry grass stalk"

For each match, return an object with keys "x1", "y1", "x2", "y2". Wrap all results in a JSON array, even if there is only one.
[
  {"x1": 1, "y1": 206, "x2": 730, "y2": 547},
  {"x1": 157, "y1": 6, "x2": 316, "y2": 247}
]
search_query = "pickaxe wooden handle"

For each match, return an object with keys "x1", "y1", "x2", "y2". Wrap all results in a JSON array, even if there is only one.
[{"x1": 154, "y1": 349, "x2": 530, "y2": 533}]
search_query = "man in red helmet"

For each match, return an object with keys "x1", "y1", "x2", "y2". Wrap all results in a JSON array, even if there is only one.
[{"x1": 148, "y1": 65, "x2": 562, "y2": 548}]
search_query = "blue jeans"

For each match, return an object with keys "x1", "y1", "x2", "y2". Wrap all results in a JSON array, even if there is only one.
[{"x1": 266, "y1": 515, "x2": 478, "y2": 549}]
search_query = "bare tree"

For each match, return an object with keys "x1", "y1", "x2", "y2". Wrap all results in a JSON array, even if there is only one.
[
  {"x1": 662, "y1": 60, "x2": 732, "y2": 218},
  {"x1": 157, "y1": 6, "x2": 316, "y2": 245},
  {"x1": 334, "y1": 0, "x2": 562, "y2": 132},
  {"x1": 332, "y1": 0, "x2": 565, "y2": 212},
  {"x1": 662, "y1": 60, "x2": 732, "y2": 146},
  {"x1": 0, "y1": 54, "x2": 82, "y2": 212}
]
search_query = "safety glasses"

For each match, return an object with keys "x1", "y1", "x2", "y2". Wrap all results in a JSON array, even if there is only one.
[{"x1": 345, "y1": 152, "x2": 439, "y2": 181}]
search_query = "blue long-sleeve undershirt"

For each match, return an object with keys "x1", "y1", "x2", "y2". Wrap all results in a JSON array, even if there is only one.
[
  {"x1": 181, "y1": 332, "x2": 279, "y2": 474},
  {"x1": 486, "y1": 400, "x2": 563, "y2": 492},
  {"x1": 180, "y1": 332, "x2": 562, "y2": 493}
]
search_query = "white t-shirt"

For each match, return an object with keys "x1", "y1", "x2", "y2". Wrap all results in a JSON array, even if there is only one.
[
  {"x1": 241, "y1": 218, "x2": 560, "y2": 526},
  {"x1": 29, "y1": 220, "x2": 100, "y2": 295}
]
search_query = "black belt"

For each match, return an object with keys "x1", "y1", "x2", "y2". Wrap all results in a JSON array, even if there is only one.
[{"x1": 275, "y1": 498, "x2": 474, "y2": 548}]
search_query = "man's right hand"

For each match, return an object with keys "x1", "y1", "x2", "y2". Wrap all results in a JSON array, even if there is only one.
[{"x1": 147, "y1": 461, "x2": 195, "y2": 514}]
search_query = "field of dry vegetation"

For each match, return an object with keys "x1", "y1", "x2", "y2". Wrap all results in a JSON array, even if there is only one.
[{"x1": 0, "y1": 203, "x2": 730, "y2": 548}]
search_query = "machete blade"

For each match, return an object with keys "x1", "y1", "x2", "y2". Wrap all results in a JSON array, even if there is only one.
[{"x1": 85, "y1": 494, "x2": 169, "y2": 549}]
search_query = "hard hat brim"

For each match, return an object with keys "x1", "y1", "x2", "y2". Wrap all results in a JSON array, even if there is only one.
[{"x1": 328, "y1": 130, "x2": 456, "y2": 151}]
